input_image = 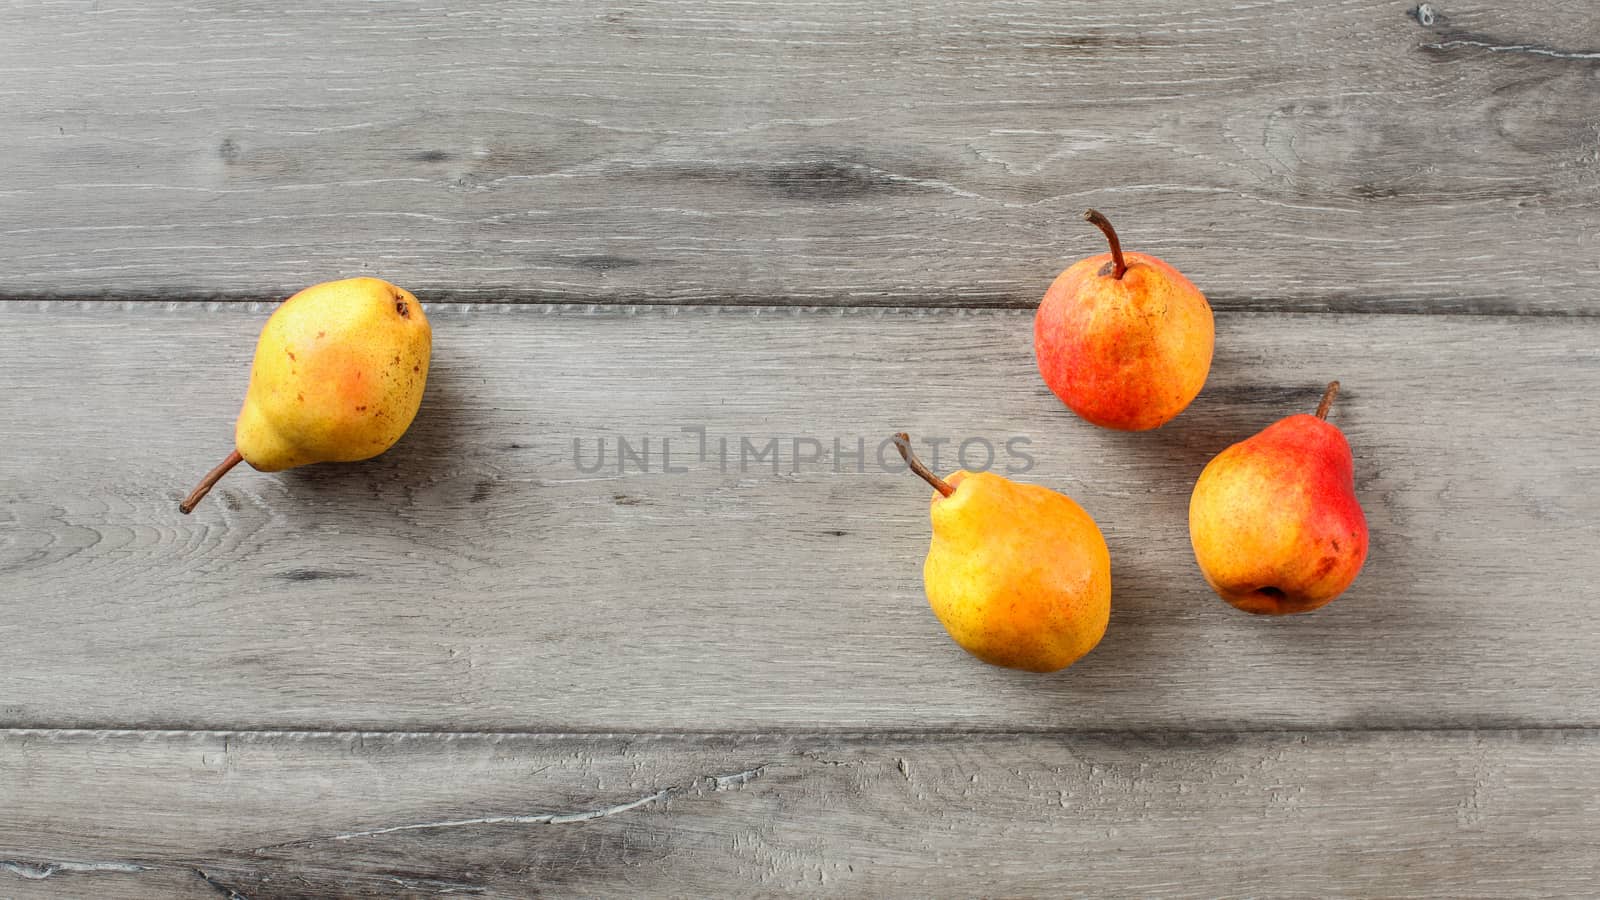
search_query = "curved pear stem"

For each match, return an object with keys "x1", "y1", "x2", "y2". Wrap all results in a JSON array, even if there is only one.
[
  {"x1": 893, "y1": 433, "x2": 954, "y2": 498},
  {"x1": 1315, "y1": 381, "x2": 1341, "y2": 420},
  {"x1": 179, "y1": 449, "x2": 243, "y2": 514},
  {"x1": 1084, "y1": 209, "x2": 1127, "y2": 279}
]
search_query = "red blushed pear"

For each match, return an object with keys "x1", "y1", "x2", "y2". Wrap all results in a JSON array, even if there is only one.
[
  {"x1": 1188, "y1": 382, "x2": 1369, "y2": 615},
  {"x1": 1034, "y1": 210, "x2": 1214, "y2": 430},
  {"x1": 178, "y1": 278, "x2": 432, "y2": 514}
]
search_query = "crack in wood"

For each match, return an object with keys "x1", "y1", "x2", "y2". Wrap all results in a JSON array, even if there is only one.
[
  {"x1": 1413, "y1": 6, "x2": 1600, "y2": 62},
  {"x1": 0, "y1": 859, "x2": 148, "y2": 880},
  {"x1": 194, "y1": 867, "x2": 251, "y2": 899},
  {"x1": 0, "y1": 765, "x2": 773, "y2": 896},
  {"x1": 713, "y1": 764, "x2": 768, "y2": 789},
  {"x1": 247, "y1": 763, "x2": 770, "y2": 852},
  {"x1": 315, "y1": 785, "x2": 678, "y2": 841},
  {"x1": 1, "y1": 857, "x2": 488, "y2": 898},
  {"x1": 1422, "y1": 36, "x2": 1600, "y2": 61}
]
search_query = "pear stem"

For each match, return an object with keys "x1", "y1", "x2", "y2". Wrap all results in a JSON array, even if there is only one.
[
  {"x1": 893, "y1": 433, "x2": 954, "y2": 498},
  {"x1": 1315, "y1": 381, "x2": 1341, "y2": 420},
  {"x1": 179, "y1": 449, "x2": 243, "y2": 514},
  {"x1": 1084, "y1": 209, "x2": 1127, "y2": 279}
]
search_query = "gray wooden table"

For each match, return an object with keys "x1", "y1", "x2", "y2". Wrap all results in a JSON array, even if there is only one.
[{"x1": 3, "y1": 1, "x2": 1599, "y2": 896}]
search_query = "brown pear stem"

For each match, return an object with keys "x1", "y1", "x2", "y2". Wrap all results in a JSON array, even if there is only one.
[
  {"x1": 179, "y1": 449, "x2": 243, "y2": 514},
  {"x1": 1315, "y1": 381, "x2": 1341, "y2": 420},
  {"x1": 1083, "y1": 209, "x2": 1127, "y2": 279},
  {"x1": 893, "y1": 432, "x2": 954, "y2": 498}
]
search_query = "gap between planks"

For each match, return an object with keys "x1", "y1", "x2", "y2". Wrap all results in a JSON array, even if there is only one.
[
  {"x1": 4, "y1": 726, "x2": 1600, "y2": 740},
  {"x1": 3, "y1": 292, "x2": 1598, "y2": 317}
]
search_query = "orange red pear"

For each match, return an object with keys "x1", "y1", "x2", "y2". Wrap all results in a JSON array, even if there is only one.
[
  {"x1": 1188, "y1": 382, "x2": 1369, "y2": 614},
  {"x1": 1034, "y1": 210, "x2": 1214, "y2": 431}
]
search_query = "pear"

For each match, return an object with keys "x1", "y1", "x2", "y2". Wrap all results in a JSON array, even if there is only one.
[
  {"x1": 1188, "y1": 382, "x2": 1369, "y2": 614},
  {"x1": 1034, "y1": 210, "x2": 1214, "y2": 431},
  {"x1": 894, "y1": 433, "x2": 1110, "y2": 672},
  {"x1": 178, "y1": 277, "x2": 432, "y2": 514}
]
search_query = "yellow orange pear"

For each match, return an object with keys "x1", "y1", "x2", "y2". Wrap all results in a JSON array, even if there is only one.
[
  {"x1": 1034, "y1": 210, "x2": 1214, "y2": 430},
  {"x1": 895, "y1": 433, "x2": 1110, "y2": 672},
  {"x1": 178, "y1": 277, "x2": 432, "y2": 514},
  {"x1": 1188, "y1": 382, "x2": 1369, "y2": 614}
]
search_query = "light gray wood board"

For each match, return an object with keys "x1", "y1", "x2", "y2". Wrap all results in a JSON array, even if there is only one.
[
  {"x1": 1, "y1": 303, "x2": 1596, "y2": 731},
  {"x1": 2, "y1": 1, "x2": 1598, "y2": 313},
  {"x1": 1, "y1": 729, "x2": 1598, "y2": 898}
]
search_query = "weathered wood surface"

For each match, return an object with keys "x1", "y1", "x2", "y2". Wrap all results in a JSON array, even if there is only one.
[
  {"x1": 3, "y1": 1, "x2": 1599, "y2": 313},
  {"x1": 2, "y1": 728, "x2": 1598, "y2": 898},
  {"x1": 3, "y1": 303, "x2": 1596, "y2": 732},
  {"x1": 6, "y1": 1, "x2": 1600, "y2": 894}
]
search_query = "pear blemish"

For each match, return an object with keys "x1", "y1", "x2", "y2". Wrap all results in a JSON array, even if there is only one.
[{"x1": 178, "y1": 277, "x2": 432, "y2": 514}]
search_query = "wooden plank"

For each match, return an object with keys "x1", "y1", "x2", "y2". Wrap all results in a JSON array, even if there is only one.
[
  {"x1": 1, "y1": 728, "x2": 1598, "y2": 897},
  {"x1": 2, "y1": 1, "x2": 1598, "y2": 313},
  {"x1": 1, "y1": 302, "x2": 1596, "y2": 731}
]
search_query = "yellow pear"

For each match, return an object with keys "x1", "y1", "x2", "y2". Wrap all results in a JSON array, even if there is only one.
[
  {"x1": 895, "y1": 434, "x2": 1111, "y2": 672},
  {"x1": 178, "y1": 277, "x2": 432, "y2": 514}
]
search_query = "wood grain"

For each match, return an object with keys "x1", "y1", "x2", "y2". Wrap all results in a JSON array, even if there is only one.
[
  {"x1": 2, "y1": 728, "x2": 1598, "y2": 898},
  {"x1": 3, "y1": 1, "x2": 1598, "y2": 312},
  {"x1": 2, "y1": 302, "x2": 1596, "y2": 732}
]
